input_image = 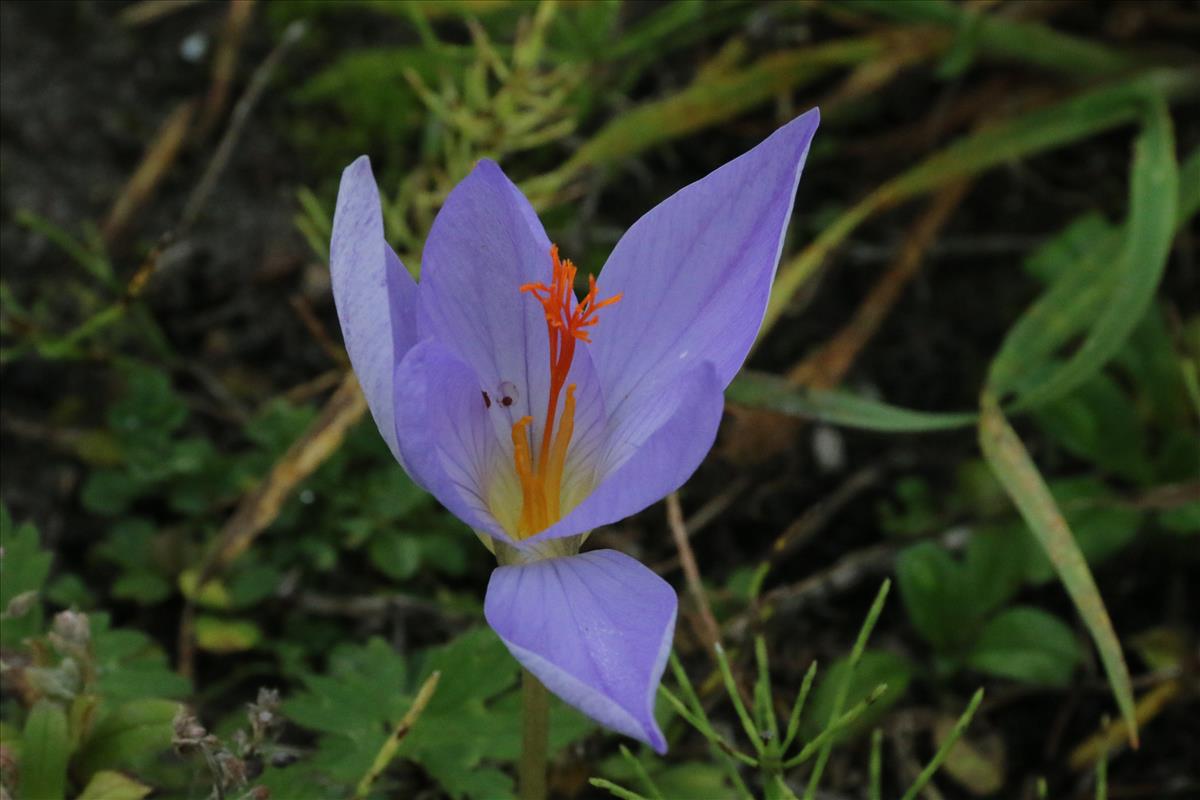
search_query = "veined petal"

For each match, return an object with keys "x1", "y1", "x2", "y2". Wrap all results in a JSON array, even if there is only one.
[
  {"x1": 417, "y1": 159, "x2": 558, "y2": 457},
  {"x1": 330, "y1": 156, "x2": 419, "y2": 465},
  {"x1": 523, "y1": 361, "x2": 724, "y2": 544},
  {"x1": 393, "y1": 338, "x2": 508, "y2": 538},
  {"x1": 484, "y1": 549, "x2": 677, "y2": 753},
  {"x1": 592, "y1": 109, "x2": 819, "y2": 421}
]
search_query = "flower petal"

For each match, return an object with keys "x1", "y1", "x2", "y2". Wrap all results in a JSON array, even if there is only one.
[
  {"x1": 330, "y1": 156, "x2": 419, "y2": 465},
  {"x1": 522, "y1": 361, "x2": 724, "y2": 544},
  {"x1": 393, "y1": 338, "x2": 507, "y2": 537},
  {"x1": 417, "y1": 159, "x2": 557, "y2": 455},
  {"x1": 591, "y1": 109, "x2": 819, "y2": 413},
  {"x1": 484, "y1": 549, "x2": 677, "y2": 753}
]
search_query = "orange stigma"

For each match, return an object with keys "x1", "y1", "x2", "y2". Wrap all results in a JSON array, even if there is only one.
[{"x1": 507, "y1": 245, "x2": 620, "y2": 538}]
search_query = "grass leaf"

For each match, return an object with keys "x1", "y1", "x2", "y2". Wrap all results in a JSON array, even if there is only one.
[
  {"x1": 978, "y1": 394, "x2": 1137, "y2": 746},
  {"x1": 1011, "y1": 97, "x2": 1179, "y2": 409},
  {"x1": 728, "y1": 371, "x2": 975, "y2": 432}
]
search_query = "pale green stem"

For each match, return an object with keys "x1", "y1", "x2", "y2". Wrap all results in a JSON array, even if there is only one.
[{"x1": 520, "y1": 668, "x2": 550, "y2": 800}]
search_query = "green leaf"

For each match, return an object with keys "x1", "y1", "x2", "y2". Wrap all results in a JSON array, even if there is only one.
[
  {"x1": 1013, "y1": 98, "x2": 1179, "y2": 409},
  {"x1": 80, "y1": 469, "x2": 146, "y2": 516},
  {"x1": 417, "y1": 531, "x2": 470, "y2": 576},
  {"x1": 74, "y1": 698, "x2": 181, "y2": 781},
  {"x1": 76, "y1": 770, "x2": 152, "y2": 800},
  {"x1": 194, "y1": 616, "x2": 262, "y2": 653},
  {"x1": 1032, "y1": 374, "x2": 1151, "y2": 483},
  {"x1": 91, "y1": 614, "x2": 192, "y2": 701},
  {"x1": 0, "y1": 506, "x2": 52, "y2": 646},
  {"x1": 20, "y1": 700, "x2": 70, "y2": 800},
  {"x1": 1159, "y1": 501, "x2": 1200, "y2": 535},
  {"x1": 967, "y1": 606, "x2": 1082, "y2": 686},
  {"x1": 962, "y1": 524, "x2": 1028, "y2": 617},
  {"x1": 895, "y1": 543, "x2": 977, "y2": 654},
  {"x1": 368, "y1": 531, "x2": 422, "y2": 581},
  {"x1": 802, "y1": 650, "x2": 913, "y2": 742},
  {"x1": 978, "y1": 394, "x2": 1137, "y2": 745},
  {"x1": 728, "y1": 371, "x2": 975, "y2": 432}
]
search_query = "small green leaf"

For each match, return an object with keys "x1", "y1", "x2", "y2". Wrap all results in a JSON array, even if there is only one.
[
  {"x1": 74, "y1": 698, "x2": 180, "y2": 780},
  {"x1": 0, "y1": 506, "x2": 52, "y2": 646},
  {"x1": 76, "y1": 770, "x2": 152, "y2": 800},
  {"x1": 962, "y1": 524, "x2": 1027, "y2": 618},
  {"x1": 967, "y1": 606, "x2": 1082, "y2": 686},
  {"x1": 802, "y1": 650, "x2": 913, "y2": 742},
  {"x1": 194, "y1": 616, "x2": 261, "y2": 653},
  {"x1": 177, "y1": 568, "x2": 232, "y2": 609},
  {"x1": 20, "y1": 700, "x2": 70, "y2": 800},
  {"x1": 368, "y1": 532, "x2": 422, "y2": 581},
  {"x1": 1159, "y1": 501, "x2": 1200, "y2": 535},
  {"x1": 895, "y1": 543, "x2": 976, "y2": 653}
]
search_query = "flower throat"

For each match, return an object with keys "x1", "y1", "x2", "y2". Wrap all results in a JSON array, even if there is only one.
[{"x1": 509, "y1": 245, "x2": 620, "y2": 539}]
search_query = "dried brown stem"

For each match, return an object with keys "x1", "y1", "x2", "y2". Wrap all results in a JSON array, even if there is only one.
[{"x1": 666, "y1": 492, "x2": 722, "y2": 655}]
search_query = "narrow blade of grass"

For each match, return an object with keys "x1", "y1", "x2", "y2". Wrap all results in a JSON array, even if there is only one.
[
  {"x1": 782, "y1": 661, "x2": 818, "y2": 752},
  {"x1": 869, "y1": 728, "x2": 884, "y2": 800},
  {"x1": 1012, "y1": 97, "x2": 1179, "y2": 409},
  {"x1": 618, "y1": 744, "x2": 664, "y2": 800},
  {"x1": 842, "y1": 0, "x2": 1137, "y2": 77},
  {"x1": 802, "y1": 580, "x2": 890, "y2": 800},
  {"x1": 762, "y1": 67, "x2": 1198, "y2": 337},
  {"x1": 899, "y1": 688, "x2": 985, "y2": 800},
  {"x1": 560, "y1": 37, "x2": 882, "y2": 175},
  {"x1": 784, "y1": 683, "x2": 889, "y2": 769},
  {"x1": 728, "y1": 371, "x2": 976, "y2": 432},
  {"x1": 978, "y1": 394, "x2": 1137, "y2": 746},
  {"x1": 715, "y1": 643, "x2": 766, "y2": 754},
  {"x1": 589, "y1": 778, "x2": 652, "y2": 800}
]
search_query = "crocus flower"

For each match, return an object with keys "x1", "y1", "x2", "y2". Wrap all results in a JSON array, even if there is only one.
[{"x1": 330, "y1": 108, "x2": 818, "y2": 753}]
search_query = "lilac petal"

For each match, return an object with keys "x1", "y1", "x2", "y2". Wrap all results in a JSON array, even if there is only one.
[
  {"x1": 392, "y1": 338, "x2": 507, "y2": 537},
  {"x1": 521, "y1": 361, "x2": 724, "y2": 544},
  {"x1": 591, "y1": 109, "x2": 819, "y2": 424},
  {"x1": 484, "y1": 549, "x2": 677, "y2": 753},
  {"x1": 330, "y1": 156, "x2": 419, "y2": 465},
  {"x1": 417, "y1": 159, "x2": 558, "y2": 458}
]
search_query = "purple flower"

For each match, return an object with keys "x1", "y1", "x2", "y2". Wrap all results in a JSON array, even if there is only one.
[{"x1": 329, "y1": 109, "x2": 818, "y2": 753}]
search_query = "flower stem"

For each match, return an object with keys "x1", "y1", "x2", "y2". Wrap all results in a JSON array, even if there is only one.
[{"x1": 519, "y1": 668, "x2": 550, "y2": 800}]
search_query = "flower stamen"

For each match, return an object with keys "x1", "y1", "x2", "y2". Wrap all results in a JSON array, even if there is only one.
[{"x1": 508, "y1": 246, "x2": 619, "y2": 538}]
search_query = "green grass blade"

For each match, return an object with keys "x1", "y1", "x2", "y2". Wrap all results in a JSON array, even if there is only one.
[
  {"x1": 978, "y1": 394, "x2": 1137, "y2": 746},
  {"x1": 802, "y1": 580, "x2": 890, "y2": 800},
  {"x1": 728, "y1": 371, "x2": 976, "y2": 432},
  {"x1": 715, "y1": 643, "x2": 766, "y2": 754},
  {"x1": 762, "y1": 67, "x2": 1198, "y2": 338},
  {"x1": 560, "y1": 37, "x2": 882, "y2": 174},
  {"x1": 899, "y1": 688, "x2": 985, "y2": 800},
  {"x1": 782, "y1": 661, "x2": 818, "y2": 752},
  {"x1": 784, "y1": 683, "x2": 889, "y2": 769},
  {"x1": 869, "y1": 728, "x2": 884, "y2": 800},
  {"x1": 1012, "y1": 97, "x2": 1179, "y2": 409},
  {"x1": 754, "y1": 635, "x2": 781, "y2": 746},
  {"x1": 842, "y1": 0, "x2": 1137, "y2": 78},
  {"x1": 619, "y1": 744, "x2": 664, "y2": 800},
  {"x1": 590, "y1": 778, "x2": 652, "y2": 800},
  {"x1": 986, "y1": 225, "x2": 1118, "y2": 398}
]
